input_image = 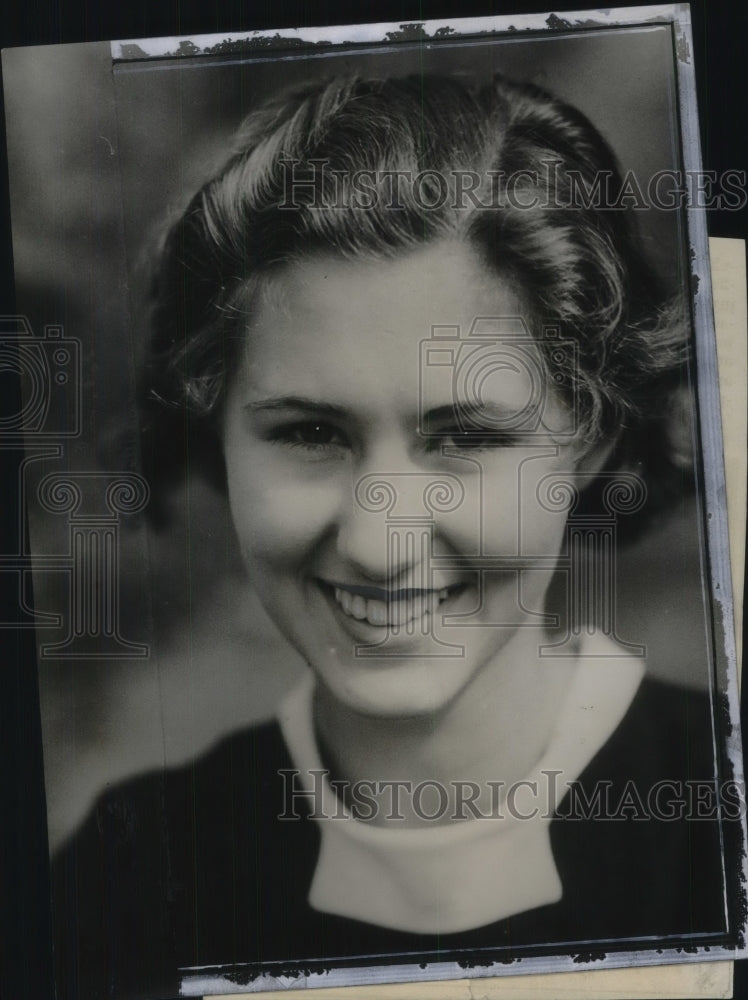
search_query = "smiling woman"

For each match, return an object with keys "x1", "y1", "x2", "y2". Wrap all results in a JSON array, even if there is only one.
[
  {"x1": 222, "y1": 244, "x2": 579, "y2": 722},
  {"x1": 50, "y1": 69, "x2": 729, "y2": 998}
]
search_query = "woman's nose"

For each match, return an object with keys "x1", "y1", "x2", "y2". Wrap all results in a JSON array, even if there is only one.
[
  {"x1": 335, "y1": 485, "x2": 411, "y2": 582},
  {"x1": 335, "y1": 466, "x2": 459, "y2": 584}
]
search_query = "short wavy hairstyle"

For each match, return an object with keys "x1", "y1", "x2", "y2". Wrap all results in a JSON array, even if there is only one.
[{"x1": 142, "y1": 73, "x2": 691, "y2": 526}]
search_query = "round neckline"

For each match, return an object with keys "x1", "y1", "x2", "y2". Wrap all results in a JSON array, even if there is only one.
[{"x1": 275, "y1": 639, "x2": 645, "y2": 933}]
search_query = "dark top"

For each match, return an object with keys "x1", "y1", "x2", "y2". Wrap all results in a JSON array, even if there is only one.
[{"x1": 50, "y1": 678, "x2": 730, "y2": 1000}]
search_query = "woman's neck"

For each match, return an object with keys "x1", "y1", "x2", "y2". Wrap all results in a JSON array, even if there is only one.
[{"x1": 312, "y1": 628, "x2": 578, "y2": 826}]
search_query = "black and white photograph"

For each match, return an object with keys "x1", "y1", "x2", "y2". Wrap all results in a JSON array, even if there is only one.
[{"x1": 1, "y1": 5, "x2": 747, "y2": 1000}]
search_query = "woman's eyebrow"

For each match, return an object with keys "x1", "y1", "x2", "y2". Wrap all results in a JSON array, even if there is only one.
[
  {"x1": 243, "y1": 396, "x2": 349, "y2": 418},
  {"x1": 423, "y1": 401, "x2": 528, "y2": 427}
]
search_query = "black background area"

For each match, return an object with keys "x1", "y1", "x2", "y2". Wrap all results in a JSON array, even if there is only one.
[{"x1": 0, "y1": 2, "x2": 746, "y2": 999}]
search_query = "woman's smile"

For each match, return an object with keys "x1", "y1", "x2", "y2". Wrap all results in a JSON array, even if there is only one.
[
  {"x1": 320, "y1": 579, "x2": 466, "y2": 629},
  {"x1": 222, "y1": 240, "x2": 582, "y2": 718}
]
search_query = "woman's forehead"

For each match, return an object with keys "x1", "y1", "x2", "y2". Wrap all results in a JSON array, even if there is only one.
[
  {"x1": 242, "y1": 240, "x2": 530, "y2": 337},
  {"x1": 228, "y1": 242, "x2": 567, "y2": 431}
]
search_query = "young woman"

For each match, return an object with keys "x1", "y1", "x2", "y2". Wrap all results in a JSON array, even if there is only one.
[{"x1": 52, "y1": 73, "x2": 726, "y2": 1000}]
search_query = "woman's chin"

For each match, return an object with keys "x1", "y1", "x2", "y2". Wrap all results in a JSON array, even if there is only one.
[
  {"x1": 265, "y1": 573, "x2": 543, "y2": 720},
  {"x1": 308, "y1": 650, "x2": 490, "y2": 721}
]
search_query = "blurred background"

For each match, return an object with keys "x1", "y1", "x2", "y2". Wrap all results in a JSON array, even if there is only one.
[{"x1": 3, "y1": 22, "x2": 712, "y2": 852}]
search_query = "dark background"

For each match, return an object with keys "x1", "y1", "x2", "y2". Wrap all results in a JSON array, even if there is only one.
[{"x1": 0, "y1": 2, "x2": 746, "y2": 999}]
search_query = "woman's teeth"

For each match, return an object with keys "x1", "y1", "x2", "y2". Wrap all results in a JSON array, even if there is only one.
[{"x1": 333, "y1": 587, "x2": 451, "y2": 627}]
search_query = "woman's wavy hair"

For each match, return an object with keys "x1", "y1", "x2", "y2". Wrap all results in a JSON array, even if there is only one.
[{"x1": 142, "y1": 73, "x2": 692, "y2": 529}]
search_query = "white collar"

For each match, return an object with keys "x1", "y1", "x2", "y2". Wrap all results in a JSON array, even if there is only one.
[{"x1": 277, "y1": 639, "x2": 644, "y2": 934}]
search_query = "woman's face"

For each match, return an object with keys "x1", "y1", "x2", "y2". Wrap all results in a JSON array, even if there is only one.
[{"x1": 223, "y1": 240, "x2": 582, "y2": 719}]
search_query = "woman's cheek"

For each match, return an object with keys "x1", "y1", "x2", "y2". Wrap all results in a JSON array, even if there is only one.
[
  {"x1": 517, "y1": 453, "x2": 577, "y2": 557},
  {"x1": 446, "y1": 453, "x2": 527, "y2": 558},
  {"x1": 473, "y1": 452, "x2": 571, "y2": 560},
  {"x1": 230, "y1": 478, "x2": 342, "y2": 565}
]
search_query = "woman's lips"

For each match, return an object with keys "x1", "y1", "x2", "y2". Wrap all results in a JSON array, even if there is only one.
[{"x1": 320, "y1": 580, "x2": 464, "y2": 629}]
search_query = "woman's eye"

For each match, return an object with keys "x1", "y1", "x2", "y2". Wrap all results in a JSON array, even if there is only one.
[
  {"x1": 268, "y1": 421, "x2": 350, "y2": 455},
  {"x1": 425, "y1": 428, "x2": 517, "y2": 452}
]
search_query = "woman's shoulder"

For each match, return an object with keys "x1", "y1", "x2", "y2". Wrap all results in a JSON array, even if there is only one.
[
  {"x1": 547, "y1": 675, "x2": 726, "y2": 939},
  {"x1": 55, "y1": 717, "x2": 287, "y2": 853},
  {"x1": 50, "y1": 716, "x2": 303, "y2": 1000},
  {"x1": 547, "y1": 671, "x2": 720, "y2": 832},
  {"x1": 590, "y1": 674, "x2": 716, "y2": 782}
]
